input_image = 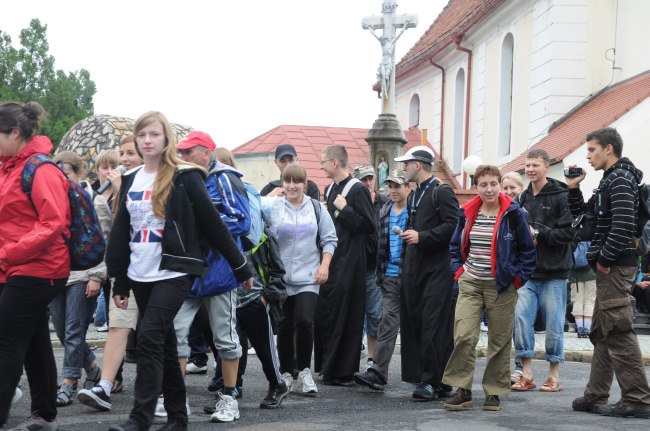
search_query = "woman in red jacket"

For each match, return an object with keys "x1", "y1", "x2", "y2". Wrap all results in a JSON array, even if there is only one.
[{"x1": 0, "y1": 101, "x2": 71, "y2": 430}]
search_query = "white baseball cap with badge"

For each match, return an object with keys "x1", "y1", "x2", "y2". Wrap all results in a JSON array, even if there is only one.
[{"x1": 394, "y1": 146, "x2": 435, "y2": 164}]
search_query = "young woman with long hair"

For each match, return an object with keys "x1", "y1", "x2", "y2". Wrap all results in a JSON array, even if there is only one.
[{"x1": 105, "y1": 112, "x2": 252, "y2": 431}]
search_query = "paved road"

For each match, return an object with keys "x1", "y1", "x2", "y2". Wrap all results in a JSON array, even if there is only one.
[{"x1": 7, "y1": 348, "x2": 650, "y2": 430}]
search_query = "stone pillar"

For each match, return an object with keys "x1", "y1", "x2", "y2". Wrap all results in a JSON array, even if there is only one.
[{"x1": 365, "y1": 113, "x2": 407, "y2": 190}]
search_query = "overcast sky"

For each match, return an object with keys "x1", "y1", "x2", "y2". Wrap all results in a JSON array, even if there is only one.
[{"x1": 2, "y1": 0, "x2": 446, "y2": 149}]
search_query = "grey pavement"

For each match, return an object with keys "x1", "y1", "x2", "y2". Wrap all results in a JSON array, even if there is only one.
[{"x1": 7, "y1": 347, "x2": 650, "y2": 430}]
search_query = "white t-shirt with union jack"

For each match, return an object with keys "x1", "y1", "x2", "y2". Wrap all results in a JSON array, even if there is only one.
[{"x1": 126, "y1": 167, "x2": 185, "y2": 282}]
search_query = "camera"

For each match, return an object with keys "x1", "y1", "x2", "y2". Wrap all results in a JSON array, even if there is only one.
[{"x1": 564, "y1": 167, "x2": 583, "y2": 177}]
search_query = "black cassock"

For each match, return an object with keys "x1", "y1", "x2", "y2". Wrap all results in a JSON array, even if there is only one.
[
  {"x1": 314, "y1": 176, "x2": 375, "y2": 379},
  {"x1": 400, "y1": 177, "x2": 459, "y2": 386}
]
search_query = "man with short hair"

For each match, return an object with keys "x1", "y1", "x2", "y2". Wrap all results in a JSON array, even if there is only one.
[
  {"x1": 512, "y1": 148, "x2": 574, "y2": 393},
  {"x1": 315, "y1": 145, "x2": 375, "y2": 386},
  {"x1": 174, "y1": 131, "x2": 252, "y2": 423},
  {"x1": 354, "y1": 170, "x2": 409, "y2": 391},
  {"x1": 261, "y1": 144, "x2": 320, "y2": 200},
  {"x1": 353, "y1": 163, "x2": 388, "y2": 367},
  {"x1": 567, "y1": 127, "x2": 650, "y2": 418},
  {"x1": 395, "y1": 146, "x2": 459, "y2": 401}
]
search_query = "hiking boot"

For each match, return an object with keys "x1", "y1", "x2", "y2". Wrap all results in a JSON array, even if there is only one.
[
  {"x1": 443, "y1": 388, "x2": 473, "y2": 410},
  {"x1": 210, "y1": 393, "x2": 240, "y2": 423},
  {"x1": 353, "y1": 369, "x2": 385, "y2": 391},
  {"x1": 483, "y1": 395, "x2": 501, "y2": 411},
  {"x1": 6, "y1": 413, "x2": 57, "y2": 431},
  {"x1": 298, "y1": 368, "x2": 318, "y2": 395},
  {"x1": 260, "y1": 382, "x2": 289, "y2": 409},
  {"x1": 599, "y1": 401, "x2": 650, "y2": 419},
  {"x1": 78, "y1": 386, "x2": 112, "y2": 411},
  {"x1": 412, "y1": 382, "x2": 437, "y2": 401},
  {"x1": 572, "y1": 397, "x2": 607, "y2": 414}
]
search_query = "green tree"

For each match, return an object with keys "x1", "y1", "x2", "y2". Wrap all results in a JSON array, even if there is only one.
[{"x1": 0, "y1": 18, "x2": 96, "y2": 146}]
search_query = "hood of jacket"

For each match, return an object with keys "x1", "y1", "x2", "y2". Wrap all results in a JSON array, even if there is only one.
[
  {"x1": 0, "y1": 135, "x2": 53, "y2": 170},
  {"x1": 207, "y1": 159, "x2": 244, "y2": 179},
  {"x1": 603, "y1": 157, "x2": 643, "y2": 184}
]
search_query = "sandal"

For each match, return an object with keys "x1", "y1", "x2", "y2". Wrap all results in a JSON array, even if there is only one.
[
  {"x1": 83, "y1": 366, "x2": 102, "y2": 390},
  {"x1": 511, "y1": 375, "x2": 536, "y2": 391},
  {"x1": 539, "y1": 376, "x2": 564, "y2": 392},
  {"x1": 510, "y1": 370, "x2": 523, "y2": 385},
  {"x1": 56, "y1": 383, "x2": 74, "y2": 407}
]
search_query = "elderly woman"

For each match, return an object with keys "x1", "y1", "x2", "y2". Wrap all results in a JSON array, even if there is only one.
[{"x1": 442, "y1": 165, "x2": 536, "y2": 412}]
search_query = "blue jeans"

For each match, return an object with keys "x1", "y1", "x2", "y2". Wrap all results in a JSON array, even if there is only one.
[
  {"x1": 514, "y1": 278, "x2": 567, "y2": 364},
  {"x1": 49, "y1": 282, "x2": 96, "y2": 379},
  {"x1": 94, "y1": 287, "x2": 107, "y2": 326},
  {"x1": 365, "y1": 270, "x2": 383, "y2": 338}
]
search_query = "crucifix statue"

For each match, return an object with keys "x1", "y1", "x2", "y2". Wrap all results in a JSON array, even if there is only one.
[{"x1": 362, "y1": 0, "x2": 418, "y2": 114}]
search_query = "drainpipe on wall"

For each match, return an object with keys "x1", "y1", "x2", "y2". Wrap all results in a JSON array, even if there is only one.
[
  {"x1": 429, "y1": 59, "x2": 445, "y2": 164},
  {"x1": 454, "y1": 34, "x2": 472, "y2": 189}
]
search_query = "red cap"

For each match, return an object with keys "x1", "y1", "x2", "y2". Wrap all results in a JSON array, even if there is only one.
[{"x1": 177, "y1": 131, "x2": 216, "y2": 150}]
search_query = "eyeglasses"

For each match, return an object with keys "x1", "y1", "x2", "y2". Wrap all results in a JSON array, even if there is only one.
[{"x1": 320, "y1": 159, "x2": 334, "y2": 166}]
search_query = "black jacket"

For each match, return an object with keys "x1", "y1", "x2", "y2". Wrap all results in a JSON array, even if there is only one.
[
  {"x1": 518, "y1": 177, "x2": 574, "y2": 279},
  {"x1": 106, "y1": 166, "x2": 253, "y2": 297},
  {"x1": 568, "y1": 157, "x2": 642, "y2": 268}
]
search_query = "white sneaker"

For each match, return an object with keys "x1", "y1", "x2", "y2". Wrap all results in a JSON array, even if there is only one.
[
  {"x1": 281, "y1": 372, "x2": 294, "y2": 392},
  {"x1": 185, "y1": 394, "x2": 191, "y2": 416},
  {"x1": 210, "y1": 393, "x2": 240, "y2": 423},
  {"x1": 480, "y1": 322, "x2": 488, "y2": 332},
  {"x1": 96, "y1": 323, "x2": 109, "y2": 332},
  {"x1": 154, "y1": 394, "x2": 167, "y2": 417},
  {"x1": 185, "y1": 362, "x2": 208, "y2": 374},
  {"x1": 11, "y1": 387, "x2": 22, "y2": 405},
  {"x1": 298, "y1": 368, "x2": 318, "y2": 395}
]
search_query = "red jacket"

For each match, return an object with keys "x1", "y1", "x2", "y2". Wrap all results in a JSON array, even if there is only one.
[{"x1": 0, "y1": 136, "x2": 71, "y2": 284}]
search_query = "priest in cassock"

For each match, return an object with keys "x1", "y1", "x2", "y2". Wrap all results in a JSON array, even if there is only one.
[
  {"x1": 314, "y1": 144, "x2": 375, "y2": 386},
  {"x1": 395, "y1": 146, "x2": 459, "y2": 401}
]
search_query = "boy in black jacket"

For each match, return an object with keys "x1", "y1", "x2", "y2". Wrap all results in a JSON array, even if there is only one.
[{"x1": 567, "y1": 127, "x2": 650, "y2": 418}]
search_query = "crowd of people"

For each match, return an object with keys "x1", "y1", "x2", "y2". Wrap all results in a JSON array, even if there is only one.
[{"x1": 1, "y1": 100, "x2": 650, "y2": 431}]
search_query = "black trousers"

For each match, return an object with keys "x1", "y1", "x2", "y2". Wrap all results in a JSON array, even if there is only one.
[
  {"x1": 215, "y1": 297, "x2": 283, "y2": 388},
  {"x1": 127, "y1": 276, "x2": 191, "y2": 429},
  {"x1": 278, "y1": 292, "x2": 318, "y2": 373},
  {"x1": 0, "y1": 276, "x2": 66, "y2": 425}
]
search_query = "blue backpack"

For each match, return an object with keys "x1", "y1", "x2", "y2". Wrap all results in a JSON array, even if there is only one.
[
  {"x1": 573, "y1": 241, "x2": 590, "y2": 270},
  {"x1": 21, "y1": 154, "x2": 106, "y2": 271}
]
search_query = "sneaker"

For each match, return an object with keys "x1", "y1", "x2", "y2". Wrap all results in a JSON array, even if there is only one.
[
  {"x1": 6, "y1": 413, "x2": 57, "y2": 430},
  {"x1": 247, "y1": 346, "x2": 256, "y2": 355},
  {"x1": 412, "y1": 382, "x2": 437, "y2": 401},
  {"x1": 185, "y1": 361, "x2": 208, "y2": 375},
  {"x1": 480, "y1": 322, "x2": 488, "y2": 332},
  {"x1": 155, "y1": 420, "x2": 187, "y2": 431},
  {"x1": 443, "y1": 388, "x2": 473, "y2": 410},
  {"x1": 483, "y1": 395, "x2": 501, "y2": 411},
  {"x1": 208, "y1": 376, "x2": 223, "y2": 392},
  {"x1": 11, "y1": 387, "x2": 22, "y2": 406},
  {"x1": 155, "y1": 395, "x2": 168, "y2": 417},
  {"x1": 281, "y1": 372, "x2": 294, "y2": 393},
  {"x1": 96, "y1": 323, "x2": 109, "y2": 332},
  {"x1": 298, "y1": 368, "x2": 318, "y2": 395},
  {"x1": 210, "y1": 393, "x2": 240, "y2": 423},
  {"x1": 353, "y1": 369, "x2": 385, "y2": 391},
  {"x1": 365, "y1": 359, "x2": 374, "y2": 371},
  {"x1": 260, "y1": 382, "x2": 289, "y2": 409},
  {"x1": 78, "y1": 386, "x2": 112, "y2": 411}
]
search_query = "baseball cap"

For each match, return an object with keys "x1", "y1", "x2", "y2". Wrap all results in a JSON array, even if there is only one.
[
  {"x1": 353, "y1": 163, "x2": 375, "y2": 180},
  {"x1": 385, "y1": 169, "x2": 408, "y2": 185},
  {"x1": 394, "y1": 146, "x2": 435, "y2": 164},
  {"x1": 177, "y1": 131, "x2": 216, "y2": 151},
  {"x1": 275, "y1": 144, "x2": 297, "y2": 160}
]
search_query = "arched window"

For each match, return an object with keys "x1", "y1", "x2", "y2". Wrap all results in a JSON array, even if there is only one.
[
  {"x1": 453, "y1": 68, "x2": 465, "y2": 173},
  {"x1": 409, "y1": 94, "x2": 420, "y2": 127},
  {"x1": 498, "y1": 33, "x2": 514, "y2": 158}
]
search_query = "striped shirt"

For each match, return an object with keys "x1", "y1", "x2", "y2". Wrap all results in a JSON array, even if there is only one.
[{"x1": 464, "y1": 213, "x2": 496, "y2": 280}]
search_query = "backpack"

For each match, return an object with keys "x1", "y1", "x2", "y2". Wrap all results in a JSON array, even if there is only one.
[
  {"x1": 572, "y1": 241, "x2": 591, "y2": 269},
  {"x1": 324, "y1": 177, "x2": 362, "y2": 201},
  {"x1": 21, "y1": 154, "x2": 106, "y2": 271},
  {"x1": 635, "y1": 183, "x2": 650, "y2": 255},
  {"x1": 310, "y1": 198, "x2": 323, "y2": 254},
  {"x1": 243, "y1": 181, "x2": 264, "y2": 250}
]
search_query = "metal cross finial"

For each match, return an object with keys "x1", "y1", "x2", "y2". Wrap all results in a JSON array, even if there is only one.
[{"x1": 362, "y1": 0, "x2": 418, "y2": 114}]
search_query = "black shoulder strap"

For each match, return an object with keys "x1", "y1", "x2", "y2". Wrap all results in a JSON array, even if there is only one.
[{"x1": 311, "y1": 198, "x2": 323, "y2": 253}]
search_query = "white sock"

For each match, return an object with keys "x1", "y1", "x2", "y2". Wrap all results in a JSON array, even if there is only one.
[
  {"x1": 583, "y1": 318, "x2": 592, "y2": 331},
  {"x1": 99, "y1": 379, "x2": 113, "y2": 396}
]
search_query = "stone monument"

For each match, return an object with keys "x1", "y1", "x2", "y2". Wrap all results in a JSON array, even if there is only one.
[{"x1": 362, "y1": 0, "x2": 417, "y2": 188}]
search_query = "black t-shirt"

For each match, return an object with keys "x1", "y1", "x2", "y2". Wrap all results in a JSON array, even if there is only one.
[{"x1": 260, "y1": 179, "x2": 320, "y2": 200}]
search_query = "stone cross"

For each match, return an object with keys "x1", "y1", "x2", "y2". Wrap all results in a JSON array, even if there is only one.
[{"x1": 362, "y1": 0, "x2": 417, "y2": 114}]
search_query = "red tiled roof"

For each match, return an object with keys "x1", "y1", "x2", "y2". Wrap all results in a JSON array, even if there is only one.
[
  {"x1": 396, "y1": 0, "x2": 504, "y2": 78},
  {"x1": 233, "y1": 125, "x2": 461, "y2": 192},
  {"x1": 501, "y1": 70, "x2": 650, "y2": 174}
]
